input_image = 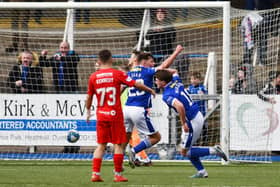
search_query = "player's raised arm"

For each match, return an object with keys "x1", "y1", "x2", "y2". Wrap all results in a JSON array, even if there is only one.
[
  {"x1": 134, "y1": 82, "x2": 156, "y2": 98},
  {"x1": 156, "y1": 45, "x2": 184, "y2": 70}
]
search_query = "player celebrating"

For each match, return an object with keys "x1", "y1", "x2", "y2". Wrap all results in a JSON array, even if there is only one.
[
  {"x1": 86, "y1": 49, "x2": 155, "y2": 182},
  {"x1": 154, "y1": 69, "x2": 228, "y2": 178},
  {"x1": 124, "y1": 45, "x2": 183, "y2": 168}
]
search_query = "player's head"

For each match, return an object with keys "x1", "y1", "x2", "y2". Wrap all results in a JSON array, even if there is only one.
[
  {"x1": 137, "y1": 52, "x2": 155, "y2": 67},
  {"x1": 155, "y1": 69, "x2": 173, "y2": 88},
  {"x1": 144, "y1": 53, "x2": 155, "y2": 67},
  {"x1": 98, "y1": 49, "x2": 113, "y2": 65},
  {"x1": 129, "y1": 50, "x2": 141, "y2": 67},
  {"x1": 137, "y1": 52, "x2": 148, "y2": 65},
  {"x1": 237, "y1": 66, "x2": 246, "y2": 80},
  {"x1": 156, "y1": 8, "x2": 167, "y2": 22},
  {"x1": 190, "y1": 71, "x2": 202, "y2": 86},
  {"x1": 59, "y1": 41, "x2": 70, "y2": 54}
]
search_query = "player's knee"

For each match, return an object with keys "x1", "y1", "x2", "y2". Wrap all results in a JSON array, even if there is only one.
[
  {"x1": 126, "y1": 132, "x2": 132, "y2": 141},
  {"x1": 153, "y1": 132, "x2": 161, "y2": 143},
  {"x1": 114, "y1": 144, "x2": 123, "y2": 154},
  {"x1": 99, "y1": 144, "x2": 107, "y2": 151},
  {"x1": 157, "y1": 133, "x2": 161, "y2": 142}
]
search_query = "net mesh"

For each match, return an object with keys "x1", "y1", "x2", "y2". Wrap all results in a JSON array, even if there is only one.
[{"x1": 0, "y1": 5, "x2": 279, "y2": 162}]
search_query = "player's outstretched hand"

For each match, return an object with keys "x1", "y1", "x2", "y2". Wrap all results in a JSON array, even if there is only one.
[
  {"x1": 183, "y1": 123, "x2": 189, "y2": 133},
  {"x1": 175, "y1": 45, "x2": 184, "y2": 53},
  {"x1": 86, "y1": 110, "x2": 91, "y2": 124},
  {"x1": 181, "y1": 148, "x2": 187, "y2": 157},
  {"x1": 41, "y1": 50, "x2": 48, "y2": 56}
]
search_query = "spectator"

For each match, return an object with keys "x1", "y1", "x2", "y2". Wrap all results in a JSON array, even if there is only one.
[
  {"x1": 257, "y1": 71, "x2": 280, "y2": 104},
  {"x1": 242, "y1": 1, "x2": 278, "y2": 66},
  {"x1": 187, "y1": 71, "x2": 208, "y2": 145},
  {"x1": 7, "y1": 51, "x2": 43, "y2": 93},
  {"x1": 146, "y1": 8, "x2": 189, "y2": 84},
  {"x1": 39, "y1": 41, "x2": 80, "y2": 93},
  {"x1": 6, "y1": 0, "x2": 30, "y2": 53},
  {"x1": 230, "y1": 66, "x2": 256, "y2": 94},
  {"x1": 75, "y1": 0, "x2": 90, "y2": 24},
  {"x1": 241, "y1": 11, "x2": 266, "y2": 65},
  {"x1": 146, "y1": 8, "x2": 176, "y2": 64},
  {"x1": 187, "y1": 72, "x2": 208, "y2": 116}
]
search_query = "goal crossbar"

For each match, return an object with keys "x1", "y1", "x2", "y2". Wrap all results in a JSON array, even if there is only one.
[{"x1": 0, "y1": 2, "x2": 230, "y2": 9}]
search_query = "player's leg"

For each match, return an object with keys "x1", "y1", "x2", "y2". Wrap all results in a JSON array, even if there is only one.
[
  {"x1": 130, "y1": 108, "x2": 161, "y2": 162},
  {"x1": 123, "y1": 106, "x2": 134, "y2": 150},
  {"x1": 181, "y1": 112, "x2": 209, "y2": 178},
  {"x1": 201, "y1": 121, "x2": 208, "y2": 146},
  {"x1": 184, "y1": 112, "x2": 228, "y2": 178},
  {"x1": 130, "y1": 129, "x2": 152, "y2": 166},
  {"x1": 111, "y1": 119, "x2": 128, "y2": 182},
  {"x1": 123, "y1": 106, "x2": 136, "y2": 168},
  {"x1": 113, "y1": 144, "x2": 128, "y2": 182},
  {"x1": 91, "y1": 120, "x2": 111, "y2": 182},
  {"x1": 132, "y1": 132, "x2": 161, "y2": 154},
  {"x1": 181, "y1": 131, "x2": 209, "y2": 178},
  {"x1": 190, "y1": 113, "x2": 228, "y2": 161},
  {"x1": 91, "y1": 143, "x2": 106, "y2": 182}
]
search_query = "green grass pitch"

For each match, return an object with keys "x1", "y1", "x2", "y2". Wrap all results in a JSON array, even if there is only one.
[{"x1": 0, "y1": 161, "x2": 279, "y2": 187}]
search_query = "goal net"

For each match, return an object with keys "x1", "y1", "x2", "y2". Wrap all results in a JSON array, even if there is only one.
[{"x1": 0, "y1": 2, "x2": 278, "y2": 163}]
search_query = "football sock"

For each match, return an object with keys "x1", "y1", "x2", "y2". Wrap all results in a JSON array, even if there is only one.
[
  {"x1": 188, "y1": 147, "x2": 210, "y2": 157},
  {"x1": 189, "y1": 157, "x2": 204, "y2": 171},
  {"x1": 113, "y1": 154, "x2": 124, "y2": 173},
  {"x1": 209, "y1": 147, "x2": 215, "y2": 154},
  {"x1": 187, "y1": 147, "x2": 209, "y2": 171},
  {"x1": 133, "y1": 139, "x2": 152, "y2": 153},
  {"x1": 92, "y1": 158, "x2": 102, "y2": 173},
  {"x1": 130, "y1": 129, "x2": 149, "y2": 159}
]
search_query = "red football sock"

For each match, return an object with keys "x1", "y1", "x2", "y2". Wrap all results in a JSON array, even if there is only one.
[
  {"x1": 92, "y1": 158, "x2": 102, "y2": 173},
  {"x1": 113, "y1": 154, "x2": 124, "y2": 173}
]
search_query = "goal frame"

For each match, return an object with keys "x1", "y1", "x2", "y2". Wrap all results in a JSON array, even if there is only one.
[{"x1": 0, "y1": 1, "x2": 231, "y2": 163}]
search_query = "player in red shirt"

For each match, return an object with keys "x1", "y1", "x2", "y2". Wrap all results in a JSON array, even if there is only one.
[{"x1": 86, "y1": 49, "x2": 155, "y2": 182}]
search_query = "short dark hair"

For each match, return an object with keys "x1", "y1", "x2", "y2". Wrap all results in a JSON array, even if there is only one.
[
  {"x1": 191, "y1": 71, "x2": 202, "y2": 80},
  {"x1": 155, "y1": 69, "x2": 173, "y2": 83},
  {"x1": 137, "y1": 52, "x2": 153, "y2": 63},
  {"x1": 98, "y1": 49, "x2": 112, "y2": 63},
  {"x1": 131, "y1": 49, "x2": 141, "y2": 57}
]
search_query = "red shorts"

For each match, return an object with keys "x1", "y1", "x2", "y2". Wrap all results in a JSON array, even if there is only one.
[{"x1": 96, "y1": 120, "x2": 127, "y2": 144}]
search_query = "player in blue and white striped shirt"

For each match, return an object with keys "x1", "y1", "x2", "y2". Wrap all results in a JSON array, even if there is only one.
[{"x1": 155, "y1": 69, "x2": 228, "y2": 178}]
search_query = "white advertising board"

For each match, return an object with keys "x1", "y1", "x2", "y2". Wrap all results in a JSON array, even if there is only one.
[
  {"x1": 0, "y1": 94, "x2": 169, "y2": 146},
  {"x1": 229, "y1": 95, "x2": 280, "y2": 151}
]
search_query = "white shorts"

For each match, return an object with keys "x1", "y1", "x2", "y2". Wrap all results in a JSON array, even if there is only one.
[
  {"x1": 181, "y1": 111, "x2": 204, "y2": 149},
  {"x1": 124, "y1": 106, "x2": 158, "y2": 136}
]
